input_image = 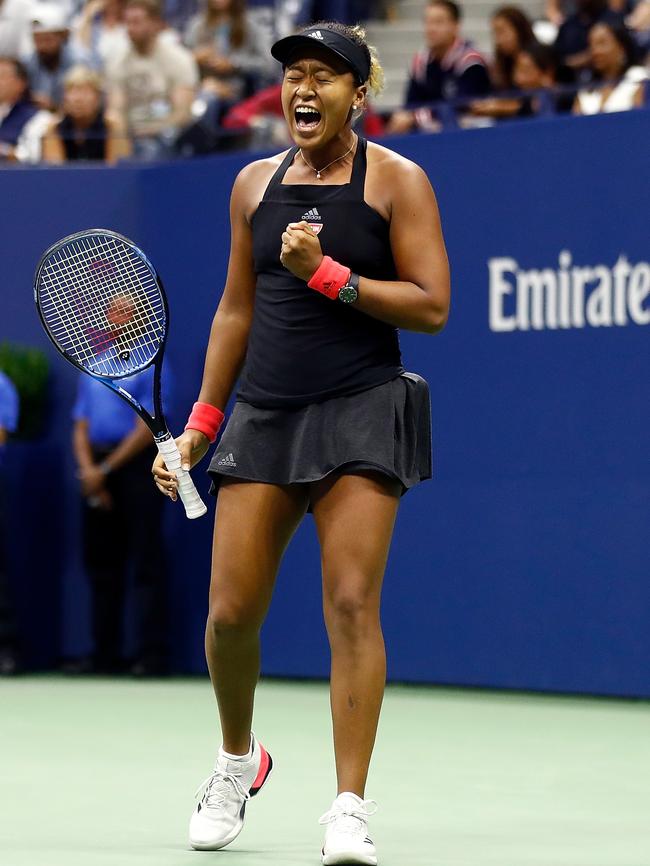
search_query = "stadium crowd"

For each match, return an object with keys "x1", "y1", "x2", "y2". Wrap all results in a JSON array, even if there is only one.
[{"x1": 0, "y1": 0, "x2": 648, "y2": 162}]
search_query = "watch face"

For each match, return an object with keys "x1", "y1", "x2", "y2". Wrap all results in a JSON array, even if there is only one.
[{"x1": 338, "y1": 284, "x2": 358, "y2": 304}]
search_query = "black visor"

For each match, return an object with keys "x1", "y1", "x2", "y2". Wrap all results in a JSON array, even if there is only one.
[{"x1": 271, "y1": 27, "x2": 371, "y2": 86}]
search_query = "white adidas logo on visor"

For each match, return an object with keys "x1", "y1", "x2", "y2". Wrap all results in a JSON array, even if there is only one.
[{"x1": 309, "y1": 30, "x2": 324, "y2": 40}]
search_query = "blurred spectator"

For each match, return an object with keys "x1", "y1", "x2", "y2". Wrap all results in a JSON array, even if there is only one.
[
  {"x1": 24, "y1": 1, "x2": 95, "y2": 111},
  {"x1": 106, "y1": 0, "x2": 198, "y2": 158},
  {"x1": 72, "y1": 370, "x2": 169, "y2": 676},
  {"x1": 545, "y1": 0, "x2": 566, "y2": 27},
  {"x1": 469, "y1": 6, "x2": 538, "y2": 120},
  {"x1": 0, "y1": 55, "x2": 52, "y2": 162},
  {"x1": 72, "y1": 0, "x2": 129, "y2": 66},
  {"x1": 553, "y1": 0, "x2": 625, "y2": 82},
  {"x1": 574, "y1": 20, "x2": 647, "y2": 111},
  {"x1": 253, "y1": 0, "x2": 313, "y2": 41},
  {"x1": 163, "y1": 0, "x2": 201, "y2": 31},
  {"x1": 42, "y1": 64, "x2": 131, "y2": 161},
  {"x1": 628, "y1": 0, "x2": 650, "y2": 28},
  {"x1": 184, "y1": 0, "x2": 274, "y2": 110},
  {"x1": 0, "y1": 371, "x2": 17, "y2": 451},
  {"x1": 0, "y1": 0, "x2": 33, "y2": 57},
  {"x1": 0, "y1": 370, "x2": 19, "y2": 675},
  {"x1": 626, "y1": 0, "x2": 650, "y2": 54},
  {"x1": 490, "y1": 6, "x2": 537, "y2": 90},
  {"x1": 545, "y1": 0, "x2": 637, "y2": 26},
  {"x1": 387, "y1": 0, "x2": 490, "y2": 134},
  {"x1": 513, "y1": 41, "x2": 562, "y2": 114}
]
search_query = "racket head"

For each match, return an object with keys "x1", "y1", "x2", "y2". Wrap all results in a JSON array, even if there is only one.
[{"x1": 34, "y1": 228, "x2": 168, "y2": 380}]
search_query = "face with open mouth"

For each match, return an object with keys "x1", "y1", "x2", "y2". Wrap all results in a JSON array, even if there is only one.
[{"x1": 281, "y1": 46, "x2": 365, "y2": 151}]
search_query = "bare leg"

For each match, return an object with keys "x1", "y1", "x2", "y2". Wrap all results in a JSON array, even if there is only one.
[
  {"x1": 311, "y1": 471, "x2": 400, "y2": 796},
  {"x1": 206, "y1": 479, "x2": 308, "y2": 755}
]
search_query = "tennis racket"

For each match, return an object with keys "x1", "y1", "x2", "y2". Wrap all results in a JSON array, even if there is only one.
[{"x1": 34, "y1": 228, "x2": 207, "y2": 519}]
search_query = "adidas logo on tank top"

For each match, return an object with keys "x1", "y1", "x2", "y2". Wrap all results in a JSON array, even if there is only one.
[{"x1": 301, "y1": 207, "x2": 324, "y2": 234}]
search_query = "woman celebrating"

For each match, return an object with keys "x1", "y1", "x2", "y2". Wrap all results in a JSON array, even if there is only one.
[{"x1": 153, "y1": 21, "x2": 450, "y2": 866}]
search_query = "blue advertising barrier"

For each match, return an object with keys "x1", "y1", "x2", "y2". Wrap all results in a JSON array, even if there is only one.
[{"x1": 2, "y1": 110, "x2": 648, "y2": 695}]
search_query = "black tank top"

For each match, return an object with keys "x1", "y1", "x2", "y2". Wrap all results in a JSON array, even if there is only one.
[
  {"x1": 58, "y1": 113, "x2": 107, "y2": 161},
  {"x1": 237, "y1": 137, "x2": 404, "y2": 408}
]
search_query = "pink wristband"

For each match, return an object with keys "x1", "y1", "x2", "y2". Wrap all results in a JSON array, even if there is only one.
[
  {"x1": 185, "y1": 402, "x2": 225, "y2": 443},
  {"x1": 307, "y1": 256, "x2": 351, "y2": 300}
]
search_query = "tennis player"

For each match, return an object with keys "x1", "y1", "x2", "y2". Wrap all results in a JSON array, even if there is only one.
[{"x1": 153, "y1": 21, "x2": 450, "y2": 865}]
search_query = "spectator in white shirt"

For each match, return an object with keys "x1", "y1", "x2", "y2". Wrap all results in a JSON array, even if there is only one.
[
  {"x1": 574, "y1": 20, "x2": 647, "y2": 113},
  {"x1": 72, "y1": 0, "x2": 130, "y2": 66},
  {"x1": 106, "y1": 0, "x2": 198, "y2": 157}
]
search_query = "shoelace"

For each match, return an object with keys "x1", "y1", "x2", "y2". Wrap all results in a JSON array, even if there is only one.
[
  {"x1": 194, "y1": 768, "x2": 250, "y2": 810},
  {"x1": 318, "y1": 799, "x2": 378, "y2": 837}
]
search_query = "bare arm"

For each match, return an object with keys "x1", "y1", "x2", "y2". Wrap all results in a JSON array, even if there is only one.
[
  {"x1": 73, "y1": 418, "x2": 107, "y2": 499},
  {"x1": 72, "y1": 418, "x2": 95, "y2": 472},
  {"x1": 195, "y1": 168, "x2": 257, "y2": 408},
  {"x1": 105, "y1": 112, "x2": 132, "y2": 163},
  {"x1": 107, "y1": 82, "x2": 128, "y2": 135},
  {"x1": 152, "y1": 164, "x2": 258, "y2": 494},
  {"x1": 100, "y1": 417, "x2": 152, "y2": 473},
  {"x1": 74, "y1": 0, "x2": 105, "y2": 49},
  {"x1": 41, "y1": 119, "x2": 66, "y2": 163},
  {"x1": 74, "y1": 416, "x2": 152, "y2": 474},
  {"x1": 470, "y1": 97, "x2": 522, "y2": 118},
  {"x1": 355, "y1": 163, "x2": 450, "y2": 333},
  {"x1": 281, "y1": 160, "x2": 450, "y2": 334},
  {"x1": 167, "y1": 83, "x2": 195, "y2": 129},
  {"x1": 74, "y1": 416, "x2": 152, "y2": 499}
]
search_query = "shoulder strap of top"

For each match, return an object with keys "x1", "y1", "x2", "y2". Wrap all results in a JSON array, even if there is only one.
[
  {"x1": 348, "y1": 136, "x2": 367, "y2": 198},
  {"x1": 262, "y1": 146, "x2": 299, "y2": 200}
]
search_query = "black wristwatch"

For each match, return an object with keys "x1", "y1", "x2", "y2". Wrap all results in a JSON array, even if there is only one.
[{"x1": 338, "y1": 272, "x2": 360, "y2": 304}]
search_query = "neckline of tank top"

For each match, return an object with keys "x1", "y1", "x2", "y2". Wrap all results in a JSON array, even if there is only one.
[{"x1": 277, "y1": 136, "x2": 365, "y2": 189}]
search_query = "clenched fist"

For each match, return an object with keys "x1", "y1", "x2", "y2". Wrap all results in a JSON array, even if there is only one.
[{"x1": 280, "y1": 221, "x2": 324, "y2": 281}]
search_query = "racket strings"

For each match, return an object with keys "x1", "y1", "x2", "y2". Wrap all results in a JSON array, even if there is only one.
[
  {"x1": 44, "y1": 237, "x2": 161, "y2": 347},
  {"x1": 37, "y1": 234, "x2": 165, "y2": 377},
  {"x1": 49, "y1": 240, "x2": 158, "y2": 353}
]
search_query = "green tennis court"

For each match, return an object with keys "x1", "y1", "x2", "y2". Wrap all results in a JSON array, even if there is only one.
[{"x1": 2, "y1": 677, "x2": 648, "y2": 866}]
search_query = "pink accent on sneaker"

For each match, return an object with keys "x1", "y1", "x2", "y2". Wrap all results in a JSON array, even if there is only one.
[{"x1": 250, "y1": 745, "x2": 271, "y2": 794}]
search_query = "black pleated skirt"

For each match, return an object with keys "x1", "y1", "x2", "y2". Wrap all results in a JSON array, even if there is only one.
[{"x1": 207, "y1": 372, "x2": 432, "y2": 499}]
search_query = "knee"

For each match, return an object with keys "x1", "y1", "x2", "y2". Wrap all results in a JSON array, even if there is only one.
[
  {"x1": 324, "y1": 581, "x2": 381, "y2": 640},
  {"x1": 207, "y1": 600, "x2": 263, "y2": 636}
]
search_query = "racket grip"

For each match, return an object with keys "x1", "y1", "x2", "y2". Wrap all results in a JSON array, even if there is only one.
[{"x1": 156, "y1": 436, "x2": 208, "y2": 520}]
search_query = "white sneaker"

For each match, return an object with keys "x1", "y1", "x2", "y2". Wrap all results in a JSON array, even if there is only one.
[
  {"x1": 319, "y1": 792, "x2": 378, "y2": 865},
  {"x1": 189, "y1": 733, "x2": 273, "y2": 850}
]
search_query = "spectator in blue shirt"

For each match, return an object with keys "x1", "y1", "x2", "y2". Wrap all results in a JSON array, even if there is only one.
[
  {"x1": 553, "y1": 0, "x2": 625, "y2": 82},
  {"x1": 0, "y1": 369, "x2": 18, "y2": 454},
  {"x1": 72, "y1": 367, "x2": 169, "y2": 676},
  {"x1": 387, "y1": 0, "x2": 491, "y2": 134},
  {"x1": 0, "y1": 370, "x2": 19, "y2": 675}
]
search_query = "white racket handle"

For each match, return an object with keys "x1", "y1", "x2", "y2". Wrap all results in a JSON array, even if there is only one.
[{"x1": 156, "y1": 436, "x2": 207, "y2": 520}]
